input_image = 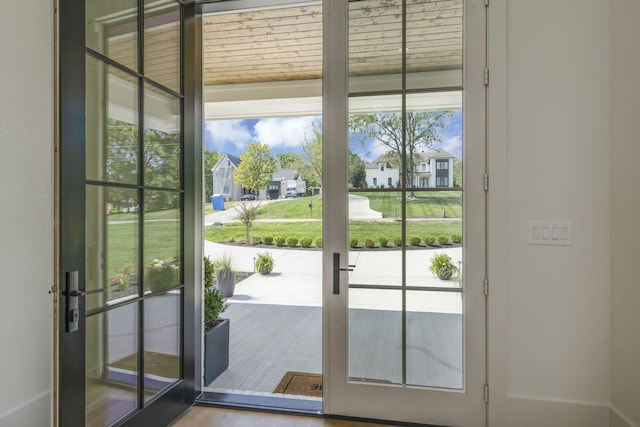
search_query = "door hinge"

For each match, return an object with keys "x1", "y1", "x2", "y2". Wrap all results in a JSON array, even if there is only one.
[
  {"x1": 483, "y1": 277, "x2": 489, "y2": 296},
  {"x1": 483, "y1": 173, "x2": 489, "y2": 191},
  {"x1": 484, "y1": 384, "x2": 489, "y2": 403},
  {"x1": 484, "y1": 68, "x2": 489, "y2": 86}
]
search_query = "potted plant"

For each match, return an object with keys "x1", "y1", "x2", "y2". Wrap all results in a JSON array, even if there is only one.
[
  {"x1": 255, "y1": 251, "x2": 274, "y2": 274},
  {"x1": 204, "y1": 256, "x2": 230, "y2": 385},
  {"x1": 214, "y1": 254, "x2": 236, "y2": 297},
  {"x1": 429, "y1": 252, "x2": 459, "y2": 280}
]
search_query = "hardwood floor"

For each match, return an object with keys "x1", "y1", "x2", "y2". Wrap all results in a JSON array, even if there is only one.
[{"x1": 170, "y1": 406, "x2": 402, "y2": 427}]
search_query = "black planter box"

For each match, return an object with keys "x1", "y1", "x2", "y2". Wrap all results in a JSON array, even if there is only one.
[{"x1": 204, "y1": 318, "x2": 230, "y2": 385}]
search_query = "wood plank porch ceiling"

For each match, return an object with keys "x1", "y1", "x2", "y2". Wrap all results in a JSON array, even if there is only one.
[{"x1": 202, "y1": 0, "x2": 463, "y2": 87}]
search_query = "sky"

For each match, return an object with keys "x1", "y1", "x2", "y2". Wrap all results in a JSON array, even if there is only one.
[{"x1": 204, "y1": 110, "x2": 463, "y2": 162}]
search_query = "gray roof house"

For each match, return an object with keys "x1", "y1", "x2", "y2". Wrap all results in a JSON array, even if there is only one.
[
  {"x1": 211, "y1": 153, "x2": 243, "y2": 201},
  {"x1": 212, "y1": 155, "x2": 306, "y2": 201}
]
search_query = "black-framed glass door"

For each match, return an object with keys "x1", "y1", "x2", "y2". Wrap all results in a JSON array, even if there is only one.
[{"x1": 58, "y1": 1, "x2": 200, "y2": 426}]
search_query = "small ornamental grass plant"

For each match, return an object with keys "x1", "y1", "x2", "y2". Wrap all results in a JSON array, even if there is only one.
[
  {"x1": 255, "y1": 251, "x2": 274, "y2": 274},
  {"x1": 428, "y1": 253, "x2": 459, "y2": 281}
]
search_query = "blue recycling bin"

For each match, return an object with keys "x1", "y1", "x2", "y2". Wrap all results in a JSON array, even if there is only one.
[{"x1": 211, "y1": 194, "x2": 225, "y2": 211}]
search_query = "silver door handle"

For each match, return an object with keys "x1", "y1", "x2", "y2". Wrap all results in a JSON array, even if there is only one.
[{"x1": 333, "y1": 253, "x2": 355, "y2": 295}]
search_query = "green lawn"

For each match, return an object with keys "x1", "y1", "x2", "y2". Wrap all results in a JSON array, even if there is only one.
[
  {"x1": 204, "y1": 220, "x2": 461, "y2": 246},
  {"x1": 257, "y1": 196, "x2": 322, "y2": 219},
  {"x1": 106, "y1": 210, "x2": 180, "y2": 281},
  {"x1": 359, "y1": 191, "x2": 462, "y2": 219},
  {"x1": 104, "y1": 191, "x2": 463, "y2": 279},
  {"x1": 204, "y1": 191, "x2": 461, "y2": 220}
]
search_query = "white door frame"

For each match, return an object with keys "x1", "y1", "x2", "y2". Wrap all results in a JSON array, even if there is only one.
[{"x1": 321, "y1": 1, "x2": 487, "y2": 425}]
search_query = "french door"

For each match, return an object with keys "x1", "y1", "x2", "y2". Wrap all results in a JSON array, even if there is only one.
[
  {"x1": 323, "y1": 1, "x2": 487, "y2": 425},
  {"x1": 57, "y1": 1, "x2": 200, "y2": 426}
]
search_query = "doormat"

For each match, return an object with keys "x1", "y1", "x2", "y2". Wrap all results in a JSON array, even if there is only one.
[
  {"x1": 273, "y1": 371, "x2": 323, "y2": 397},
  {"x1": 110, "y1": 351, "x2": 179, "y2": 379}
]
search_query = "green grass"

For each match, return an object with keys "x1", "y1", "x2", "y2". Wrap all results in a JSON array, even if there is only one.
[
  {"x1": 205, "y1": 220, "x2": 461, "y2": 245},
  {"x1": 105, "y1": 196, "x2": 463, "y2": 282},
  {"x1": 203, "y1": 192, "x2": 461, "y2": 220},
  {"x1": 106, "y1": 209, "x2": 180, "y2": 281},
  {"x1": 257, "y1": 196, "x2": 322, "y2": 219},
  {"x1": 360, "y1": 191, "x2": 462, "y2": 219}
]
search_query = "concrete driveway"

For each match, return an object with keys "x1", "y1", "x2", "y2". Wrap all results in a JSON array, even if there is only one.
[{"x1": 204, "y1": 194, "x2": 382, "y2": 226}]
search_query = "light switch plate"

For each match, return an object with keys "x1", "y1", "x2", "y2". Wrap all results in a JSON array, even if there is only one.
[{"x1": 528, "y1": 221, "x2": 572, "y2": 246}]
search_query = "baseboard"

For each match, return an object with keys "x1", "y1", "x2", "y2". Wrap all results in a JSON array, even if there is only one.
[
  {"x1": 610, "y1": 406, "x2": 637, "y2": 427},
  {"x1": 0, "y1": 391, "x2": 50, "y2": 427},
  {"x1": 495, "y1": 395, "x2": 609, "y2": 427}
]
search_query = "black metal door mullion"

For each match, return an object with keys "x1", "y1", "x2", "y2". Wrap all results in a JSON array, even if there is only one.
[
  {"x1": 400, "y1": 0, "x2": 408, "y2": 388},
  {"x1": 58, "y1": 0, "x2": 87, "y2": 425},
  {"x1": 137, "y1": 0, "x2": 146, "y2": 409}
]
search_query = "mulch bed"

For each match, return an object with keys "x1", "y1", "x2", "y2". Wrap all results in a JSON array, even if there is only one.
[{"x1": 219, "y1": 241, "x2": 462, "y2": 251}]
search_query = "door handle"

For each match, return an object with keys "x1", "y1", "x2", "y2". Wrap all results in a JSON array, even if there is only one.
[
  {"x1": 333, "y1": 253, "x2": 355, "y2": 295},
  {"x1": 64, "y1": 271, "x2": 80, "y2": 333}
]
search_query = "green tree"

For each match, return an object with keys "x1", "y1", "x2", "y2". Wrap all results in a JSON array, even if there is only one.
[
  {"x1": 233, "y1": 142, "x2": 277, "y2": 197},
  {"x1": 143, "y1": 128, "x2": 181, "y2": 211},
  {"x1": 105, "y1": 119, "x2": 138, "y2": 210},
  {"x1": 298, "y1": 124, "x2": 322, "y2": 190},
  {"x1": 236, "y1": 202, "x2": 261, "y2": 242},
  {"x1": 453, "y1": 158, "x2": 462, "y2": 188},
  {"x1": 349, "y1": 111, "x2": 452, "y2": 191},
  {"x1": 348, "y1": 151, "x2": 367, "y2": 189},
  {"x1": 276, "y1": 152, "x2": 300, "y2": 169},
  {"x1": 204, "y1": 148, "x2": 221, "y2": 202}
]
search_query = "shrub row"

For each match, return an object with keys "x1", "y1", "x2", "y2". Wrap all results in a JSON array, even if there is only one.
[
  {"x1": 234, "y1": 234, "x2": 461, "y2": 248},
  {"x1": 345, "y1": 234, "x2": 463, "y2": 248},
  {"x1": 248, "y1": 235, "x2": 323, "y2": 248}
]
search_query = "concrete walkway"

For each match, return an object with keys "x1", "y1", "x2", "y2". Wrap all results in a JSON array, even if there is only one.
[{"x1": 204, "y1": 241, "x2": 463, "y2": 314}]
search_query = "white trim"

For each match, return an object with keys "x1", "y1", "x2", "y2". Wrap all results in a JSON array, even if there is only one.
[
  {"x1": 204, "y1": 89, "x2": 462, "y2": 120},
  {"x1": 486, "y1": 0, "x2": 509, "y2": 425},
  {"x1": 323, "y1": 0, "x2": 486, "y2": 424},
  {"x1": 611, "y1": 405, "x2": 639, "y2": 427},
  {"x1": 322, "y1": 0, "x2": 349, "y2": 416},
  {"x1": 0, "y1": 391, "x2": 51, "y2": 425}
]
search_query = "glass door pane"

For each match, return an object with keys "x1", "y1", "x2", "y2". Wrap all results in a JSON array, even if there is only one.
[{"x1": 324, "y1": 0, "x2": 486, "y2": 424}]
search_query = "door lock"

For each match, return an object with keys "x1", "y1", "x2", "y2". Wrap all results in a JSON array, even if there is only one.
[{"x1": 64, "y1": 271, "x2": 81, "y2": 333}]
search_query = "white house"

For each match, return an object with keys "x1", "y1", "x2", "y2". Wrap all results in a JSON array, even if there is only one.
[
  {"x1": 211, "y1": 153, "x2": 243, "y2": 201},
  {"x1": 365, "y1": 149, "x2": 456, "y2": 189}
]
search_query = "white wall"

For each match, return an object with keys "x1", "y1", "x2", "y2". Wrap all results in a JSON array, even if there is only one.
[
  {"x1": 0, "y1": 2, "x2": 53, "y2": 426},
  {"x1": 489, "y1": 0, "x2": 612, "y2": 425},
  {"x1": 610, "y1": 1, "x2": 640, "y2": 426}
]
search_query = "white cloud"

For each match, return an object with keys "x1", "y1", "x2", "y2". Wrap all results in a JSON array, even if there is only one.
[
  {"x1": 254, "y1": 117, "x2": 319, "y2": 149},
  {"x1": 205, "y1": 120, "x2": 252, "y2": 151},
  {"x1": 439, "y1": 135, "x2": 463, "y2": 160}
]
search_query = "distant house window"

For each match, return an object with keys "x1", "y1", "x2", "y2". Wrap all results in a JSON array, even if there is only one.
[
  {"x1": 436, "y1": 159, "x2": 449, "y2": 170},
  {"x1": 421, "y1": 163, "x2": 427, "y2": 172},
  {"x1": 420, "y1": 178, "x2": 428, "y2": 188},
  {"x1": 388, "y1": 177, "x2": 392, "y2": 186},
  {"x1": 436, "y1": 177, "x2": 449, "y2": 187},
  {"x1": 380, "y1": 164, "x2": 385, "y2": 171},
  {"x1": 373, "y1": 177, "x2": 377, "y2": 186}
]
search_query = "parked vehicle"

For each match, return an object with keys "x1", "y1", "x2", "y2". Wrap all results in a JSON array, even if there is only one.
[
  {"x1": 240, "y1": 194, "x2": 257, "y2": 201},
  {"x1": 284, "y1": 179, "x2": 306, "y2": 197},
  {"x1": 285, "y1": 188, "x2": 297, "y2": 198}
]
